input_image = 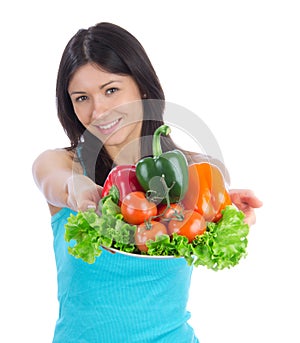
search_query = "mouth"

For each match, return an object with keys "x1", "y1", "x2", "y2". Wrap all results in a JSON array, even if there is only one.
[{"x1": 94, "y1": 118, "x2": 122, "y2": 135}]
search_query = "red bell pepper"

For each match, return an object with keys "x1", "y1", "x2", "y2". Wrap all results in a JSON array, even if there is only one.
[{"x1": 101, "y1": 165, "x2": 144, "y2": 206}]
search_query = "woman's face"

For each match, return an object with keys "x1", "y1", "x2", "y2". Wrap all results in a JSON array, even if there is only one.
[{"x1": 68, "y1": 63, "x2": 143, "y2": 150}]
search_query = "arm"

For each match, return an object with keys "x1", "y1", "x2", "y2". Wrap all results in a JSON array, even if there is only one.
[{"x1": 32, "y1": 149, "x2": 102, "y2": 213}]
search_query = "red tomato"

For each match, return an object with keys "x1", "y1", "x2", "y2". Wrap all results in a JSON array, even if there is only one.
[
  {"x1": 121, "y1": 191, "x2": 157, "y2": 225},
  {"x1": 157, "y1": 203, "x2": 184, "y2": 222},
  {"x1": 168, "y1": 210, "x2": 206, "y2": 242},
  {"x1": 182, "y1": 163, "x2": 232, "y2": 222},
  {"x1": 135, "y1": 220, "x2": 168, "y2": 252}
]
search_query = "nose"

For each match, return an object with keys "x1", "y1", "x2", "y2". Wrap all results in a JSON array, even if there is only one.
[{"x1": 91, "y1": 97, "x2": 109, "y2": 121}]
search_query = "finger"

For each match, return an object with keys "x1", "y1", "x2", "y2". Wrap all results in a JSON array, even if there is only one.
[
  {"x1": 96, "y1": 185, "x2": 103, "y2": 199},
  {"x1": 77, "y1": 200, "x2": 97, "y2": 212},
  {"x1": 243, "y1": 195, "x2": 263, "y2": 208},
  {"x1": 243, "y1": 207, "x2": 256, "y2": 226},
  {"x1": 230, "y1": 189, "x2": 263, "y2": 208}
]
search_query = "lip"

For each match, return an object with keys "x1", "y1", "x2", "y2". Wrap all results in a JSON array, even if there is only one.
[{"x1": 94, "y1": 118, "x2": 122, "y2": 135}]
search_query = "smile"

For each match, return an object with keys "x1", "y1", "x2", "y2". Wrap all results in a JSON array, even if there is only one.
[
  {"x1": 94, "y1": 118, "x2": 122, "y2": 135},
  {"x1": 98, "y1": 118, "x2": 120, "y2": 130}
]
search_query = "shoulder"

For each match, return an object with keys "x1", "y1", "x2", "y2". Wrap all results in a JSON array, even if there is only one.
[
  {"x1": 32, "y1": 147, "x2": 84, "y2": 183},
  {"x1": 32, "y1": 148, "x2": 82, "y2": 216},
  {"x1": 183, "y1": 151, "x2": 230, "y2": 184},
  {"x1": 34, "y1": 148, "x2": 74, "y2": 161},
  {"x1": 183, "y1": 151, "x2": 215, "y2": 165},
  {"x1": 32, "y1": 148, "x2": 78, "y2": 171}
]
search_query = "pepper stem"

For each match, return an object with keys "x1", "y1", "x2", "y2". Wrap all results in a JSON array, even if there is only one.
[
  {"x1": 146, "y1": 176, "x2": 174, "y2": 223},
  {"x1": 152, "y1": 124, "x2": 171, "y2": 157}
]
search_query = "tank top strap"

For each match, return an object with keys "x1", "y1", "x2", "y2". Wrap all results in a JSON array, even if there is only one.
[{"x1": 76, "y1": 145, "x2": 87, "y2": 176}]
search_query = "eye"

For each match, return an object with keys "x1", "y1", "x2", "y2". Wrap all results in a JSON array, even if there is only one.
[
  {"x1": 106, "y1": 87, "x2": 118, "y2": 95},
  {"x1": 75, "y1": 95, "x2": 88, "y2": 102}
]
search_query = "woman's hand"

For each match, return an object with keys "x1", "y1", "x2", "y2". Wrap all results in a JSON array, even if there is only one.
[
  {"x1": 229, "y1": 189, "x2": 263, "y2": 226},
  {"x1": 66, "y1": 174, "x2": 103, "y2": 212}
]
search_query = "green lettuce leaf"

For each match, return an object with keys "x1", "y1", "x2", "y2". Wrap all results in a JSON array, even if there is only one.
[
  {"x1": 64, "y1": 195, "x2": 137, "y2": 263},
  {"x1": 191, "y1": 205, "x2": 249, "y2": 270},
  {"x1": 64, "y1": 211, "x2": 102, "y2": 264},
  {"x1": 146, "y1": 234, "x2": 193, "y2": 264}
]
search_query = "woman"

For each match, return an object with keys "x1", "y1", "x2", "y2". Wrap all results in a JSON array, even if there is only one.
[{"x1": 33, "y1": 22, "x2": 262, "y2": 343}]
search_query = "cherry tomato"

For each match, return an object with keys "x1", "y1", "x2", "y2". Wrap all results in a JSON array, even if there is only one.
[
  {"x1": 168, "y1": 210, "x2": 206, "y2": 242},
  {"x1": 135, "y1": 220, "x2": 168, "y2": 252},
  {"x1": 182, "y1": 163, "x2": 232, "y2": 222},
  {"x1": 121, "y1": 191, "x2": 157, "y2": 225},
  {"x1": 157, "y1": 203, "x2": 184, "y2": 222}
]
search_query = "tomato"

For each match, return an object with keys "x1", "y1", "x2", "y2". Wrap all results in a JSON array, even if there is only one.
[
  {"x1": 168, "y1": 210, "x2": 206, "y2": 242},
  {"x1": 182, "y1": 163, "x2": 232, "y2": 222},
  {"x1": 135, "y1": 220, "x2": 168, "y2": 252},
  {"x1": 121, "y1": 191, "x2": 157, "y2": 225},
  {"x1": 157, "y1": 203, "x2": 184, "y2": 222}
]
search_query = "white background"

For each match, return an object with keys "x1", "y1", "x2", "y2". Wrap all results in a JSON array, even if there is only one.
[{"x1": 1, "y1": 1, "x2": 299, "y2": 342}]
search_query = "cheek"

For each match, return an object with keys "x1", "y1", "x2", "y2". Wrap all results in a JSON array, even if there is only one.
[
  {"x1": 73, "y1": 105, "x2": 91, "y2": 126},
  {"x1": 123, "y1": 101, "x2": 144, "y2": 122}
]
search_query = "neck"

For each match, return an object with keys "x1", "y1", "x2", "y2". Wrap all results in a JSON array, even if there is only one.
[{"x1": 106, "y1": 138, "x2": 141, "y2": 165}]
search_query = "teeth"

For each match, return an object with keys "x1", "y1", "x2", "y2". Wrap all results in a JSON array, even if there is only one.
[{"x1": 98, "y1": 119, "x2": 119, "y2": 130}]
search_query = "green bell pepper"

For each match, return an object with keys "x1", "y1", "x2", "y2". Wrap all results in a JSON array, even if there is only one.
[{"x1": 136, "y1": 124, "x2": 189, "y2": 204}]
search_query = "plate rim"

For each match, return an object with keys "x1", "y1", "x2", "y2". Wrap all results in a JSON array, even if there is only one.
[{"x1": 105, "y1": 246, "x2": 176, "y2": 259}]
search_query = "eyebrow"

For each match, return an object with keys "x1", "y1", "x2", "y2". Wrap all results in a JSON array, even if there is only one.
[
  {"x1": 100, "y1": 80, "x2": 120, "y2": 89},
  {"x1": 69, "y1": 80, "x2": 121, "y2": 96}
]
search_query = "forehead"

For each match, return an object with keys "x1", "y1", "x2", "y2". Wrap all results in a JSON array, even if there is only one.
[
  {"x1": 68, "y1": 63, "x2": 136, "y2": 91},
  {"x1": 69, "y1": 64, "x2": 114, "y2": 86}
]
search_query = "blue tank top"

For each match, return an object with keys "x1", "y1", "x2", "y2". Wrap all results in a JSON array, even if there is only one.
[{"x1": 51, "y1": 207, "x2": 200, "y2": 342}]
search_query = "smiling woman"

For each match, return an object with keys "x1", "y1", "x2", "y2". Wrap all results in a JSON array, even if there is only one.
[
  {"x1": 32, "y1": 21, "x2": 262, "y2": 343},
  {"x1": 54, "y1": 22, "x2": 168, "y2": 188}
]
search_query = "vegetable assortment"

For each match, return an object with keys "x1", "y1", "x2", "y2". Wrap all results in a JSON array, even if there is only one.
[{"x1": 65, "y1": 125, "x2": 250, "y2": 270}]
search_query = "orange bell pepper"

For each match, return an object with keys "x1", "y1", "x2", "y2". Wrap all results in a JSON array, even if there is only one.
[{"x1": 182, "y1": 162, "x2": 231, "y2": 222}]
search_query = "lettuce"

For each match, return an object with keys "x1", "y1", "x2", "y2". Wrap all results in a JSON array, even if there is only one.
[
  {"x1": 65, "y1": 202, "x2": 249, "y2": 270},
  {"x1": 64, "y1": 211, "x2": 102, "y2": 264},
  {"x1": 191, "y1": 205, "x2": 249, "y2": 270},
  {"x1": 64, "y1": 197, "x2": 137, "y2": 264}
]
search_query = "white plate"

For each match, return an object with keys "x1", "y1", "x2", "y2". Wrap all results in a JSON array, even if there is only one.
[{"x1": 105, "y1": 246, "x2": 176, "y2": 259}]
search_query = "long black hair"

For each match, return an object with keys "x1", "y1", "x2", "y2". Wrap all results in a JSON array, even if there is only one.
[{"x1": 56, "y1": 22, "x2": 178, "y2": 185}]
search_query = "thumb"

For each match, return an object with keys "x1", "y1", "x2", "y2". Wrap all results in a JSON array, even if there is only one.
[
  {"x1": 77, "y1": 200, "x2": 97, "y2": 212},
  {"x1": 96, "y1": 184, "x2": 103, "y2": 198}
]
